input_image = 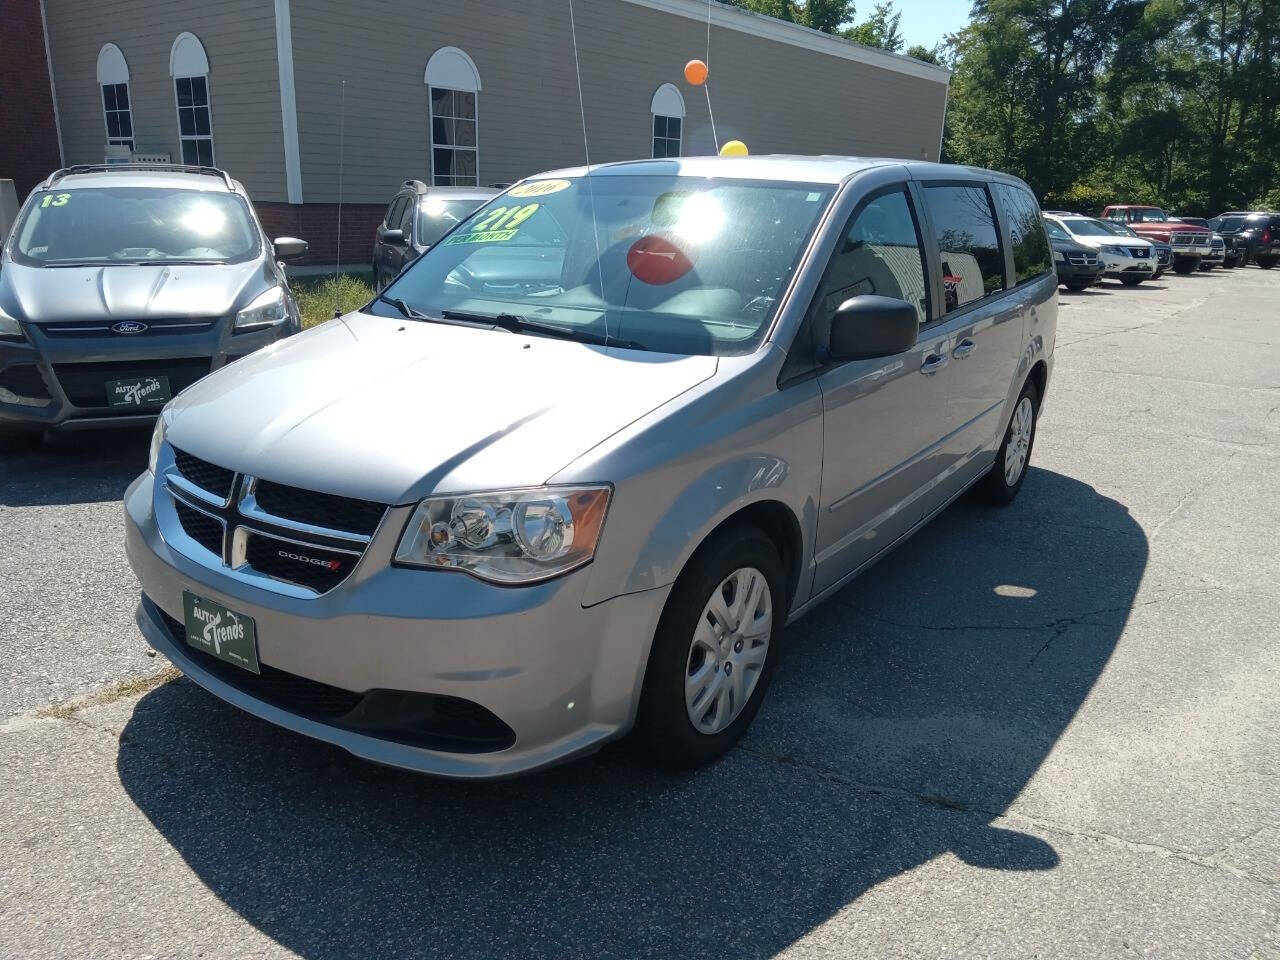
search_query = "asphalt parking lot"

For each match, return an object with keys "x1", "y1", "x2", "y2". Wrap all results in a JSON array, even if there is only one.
[{"x1": 2, "y1": 266, "x2": 1278, "y2": 959}]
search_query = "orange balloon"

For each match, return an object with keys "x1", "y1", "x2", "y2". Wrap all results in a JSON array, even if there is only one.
[{"x1": 684, "y1": 59, "x2": 708, "y2": 86}]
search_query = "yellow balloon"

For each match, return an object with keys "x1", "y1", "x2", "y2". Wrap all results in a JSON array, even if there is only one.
[{"x1": 720, "y1": 140, "x2": 749, "y2": 157}]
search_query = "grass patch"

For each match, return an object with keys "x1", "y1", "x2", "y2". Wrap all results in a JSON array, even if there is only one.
[
  {"x1": 292, "y1": 272, "x2": 375, "y2": 329},
  {"x1": 36, "y1": 667, "x2": 182, "y2": 720}
]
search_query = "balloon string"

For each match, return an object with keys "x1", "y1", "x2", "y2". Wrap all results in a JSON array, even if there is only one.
[
  {"x1": 705, "y1": 0, "x2": 719, "y2": 152},
  {"x1": 567, "y1": 0, "x2": 610, "y2": 344}
]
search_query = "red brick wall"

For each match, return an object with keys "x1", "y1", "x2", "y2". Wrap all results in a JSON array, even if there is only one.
[
  {"x1": 256, "y1": 202, "x2": 385, "y2": 268},
  {"x1": 0, "y1": 0, "x2": 62, "y2": 198}
]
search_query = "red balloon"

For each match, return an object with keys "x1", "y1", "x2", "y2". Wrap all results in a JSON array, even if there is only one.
[
  {"x1": 627, "y1": 235, "x2": 695, "y2": 286},
  {"x1": 684, "y1": 59, "x2": 708, "y2": 85}
]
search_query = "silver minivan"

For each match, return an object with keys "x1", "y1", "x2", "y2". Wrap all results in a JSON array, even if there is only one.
[{"x1": 124, "y1": 156, "x2": 1057, "y2": 779}]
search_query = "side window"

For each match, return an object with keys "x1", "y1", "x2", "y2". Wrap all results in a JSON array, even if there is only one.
[
  {"x1": 385, "y1": 196, "x2": 407, "y2": 229},
  {"x1": 921, "y1": 184, "x2": 1005, "y2": 312},
  {"x1": 398, "y1": 196, "x2": 416, "y2": 235},
  {"x1": 994, "y1": 183, "x2": 1051, "y2": 284},
  {"x1": 811, "y1": 189, "x2": 928, "y2": 346}
]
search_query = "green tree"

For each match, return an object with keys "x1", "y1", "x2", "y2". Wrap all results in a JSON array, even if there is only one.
[
  {"x1": 845, "y1": 1, "x2": 905, "y2": 51},
  {"x1": 797, "y1": 0, "x2": 856, "y2": 33},
  {"x1": 721, "y1": 0, "x2": 796, "y2": 20}
]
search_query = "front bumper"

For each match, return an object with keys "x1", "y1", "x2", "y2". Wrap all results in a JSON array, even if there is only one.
[
  {"x1": 1100, "y1": 251, "x2": 1155, "y2": 277},
  {"x1": 124, "y1": 471, "x2": 670, "y2": 779},
  {"x1": 0, "y1": 321, "x2": 292, "y2": 432},
  {"x1": 1055, "y1": 261, "x2": 1104, "y2": 283}
]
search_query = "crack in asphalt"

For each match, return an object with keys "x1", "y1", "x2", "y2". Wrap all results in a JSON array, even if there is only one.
[{"x1": 1150, "y1": 453, "x2": 1237, "y2": 541}]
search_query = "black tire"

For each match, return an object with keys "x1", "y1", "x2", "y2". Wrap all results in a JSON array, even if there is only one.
[
  {"x1": 1198, "y1": 262, "x2": 1214, "y2": 272},
  {"x1": 634, "y1": 526, "x2": 785, "y2": 769},
  {"x1": 973, "y1": 379, "x2": 1040, "y2": 506},
  {"x1": 1120, "y1": 275, "x2": 1144, "y2": 286},
  {"x1": 1173, "y1": 259, "x2": 1198, "y2": 274},
  {"x1": 1259, "y1": 257, "x2": 1277, "y2": 270},
  {"x1": 1065, "y1": 281, "x2": 1091, "y2": 291}
]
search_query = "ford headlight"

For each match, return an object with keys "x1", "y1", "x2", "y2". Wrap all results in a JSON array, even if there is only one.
[
  {"x1": 0, "y1": 305, "x2": 23, "y2": 341},
  {"x1": 395, "y1": 486, "x2": 611, "y2": 584},
  {"x1": 148, "y1": 412, "x2": 169, "y2": 474},
  {"x1": 234, "y1": 286, "x2": 287, "y2": 332}
]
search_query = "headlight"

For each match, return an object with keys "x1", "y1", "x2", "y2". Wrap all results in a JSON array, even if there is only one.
[
  {"x1": 148, "y1": 413, "x2": 169, "y2": 474},
  {"x1": 1053, "y1": 249, "x2": 1066, "y2": 262},
  {"x1": 1102, "y1": 245, "x2": 1125, "y2": 256},
  {"x1": 395, "y1": 486, "x2": 612, "y2": 585},
  {"x1": 0, "y1": 305, "x2": 23, "y2": 341},
  {"x1": 234, "y1": 286, "x2": 287, "y2": 332}
]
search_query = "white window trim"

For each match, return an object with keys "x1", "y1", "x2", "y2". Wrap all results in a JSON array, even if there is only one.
[
  {"x1": 169, "y1": 33, "x2": 214, "y2": 167},
  {"x1": 97, "y1": 43, "x2": 134, "y2": 151},
  {"x1": 425, "y1": 47, "x2": 481, "y2": 187},
  {"x1": 650, "y1": 83, "x2": 684, "y2": 159},
  {"x1": 272, "y1": 0, "x2": 303, "y2": 203}
]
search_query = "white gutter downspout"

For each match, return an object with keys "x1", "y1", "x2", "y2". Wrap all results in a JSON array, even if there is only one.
[
  {"x1": 273, "y1": 0, "x2": 304, "y2": 203},
  {"x1": 937, "y1": 76, "x2": 950, "y2": 162},
  {"x1": 38, "y1": 0, "x2": 65, "y2": 165}
]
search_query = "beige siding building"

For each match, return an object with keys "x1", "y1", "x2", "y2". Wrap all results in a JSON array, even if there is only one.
[{"x1": 36, "y1": 0, "x2": 950, "y2": 263}]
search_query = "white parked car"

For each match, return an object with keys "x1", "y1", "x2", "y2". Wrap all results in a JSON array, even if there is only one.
[{"x1": 1043, "y1": 214, "x2": 1156, "y2": 286}]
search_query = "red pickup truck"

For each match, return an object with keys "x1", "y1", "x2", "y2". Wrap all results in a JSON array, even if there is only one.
[{"x1": 1100, "y1": 205, "x2": 1212, "y2": 274}]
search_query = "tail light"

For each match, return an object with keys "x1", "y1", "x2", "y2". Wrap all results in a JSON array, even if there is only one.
[{"x1": 1263, "y1": 227, "x2": 1272, "y2": 244}]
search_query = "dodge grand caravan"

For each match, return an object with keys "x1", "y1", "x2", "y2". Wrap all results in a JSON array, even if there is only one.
[{"x1": 125, "y1": 156, "x2": 1057, "y2": 779}]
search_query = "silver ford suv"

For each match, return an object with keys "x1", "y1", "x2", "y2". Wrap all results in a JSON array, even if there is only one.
[
  {"x1": 125, "y1": 156, "x2": 1057, "y2": 779},
  {"x1": 0, "y1": 164, "x2": 307, "y2": 444}
]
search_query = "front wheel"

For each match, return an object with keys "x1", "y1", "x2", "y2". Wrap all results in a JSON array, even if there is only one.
[
  {"x1": 974, "y1": 380, "x2": 1039, "y2": 506},
  {"x1": 1258, "y1": 257, "x2": 1277, "y2": 270},
  {"x1": 1173, "y1": 258, "x2": 1198, "y2": 274},
  {"x1": 1120, "y1": 275, "x2": 1144, "y2": 286},
  {"x1": 634, "y1": 527, "x2": 785, "y2": 769}
]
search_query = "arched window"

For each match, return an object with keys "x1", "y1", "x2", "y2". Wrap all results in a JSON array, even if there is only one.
[
  {"x1": 651, "y1": 84, "x2": 685, "y2": 159},
  {"x1": 170, "y1": 32, "x2": 214, "y2": 166},
  {"x1": 425, "y1": 47, "x2": 480, "y2": 186},
  {"x1": 97, "y1": 44, "x2": 134, "y2": 151}
]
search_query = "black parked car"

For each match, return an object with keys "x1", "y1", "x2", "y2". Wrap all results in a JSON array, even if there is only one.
[
  {"x1": 373, "y1": 180, "x2": 499, "y2": 291},
  {"x1": 1045, "y1": 218, "x2": 1104, "y2": 290},
  {"x1": 1209, "y1": 212, "x2": 1280, "y2": 269}
]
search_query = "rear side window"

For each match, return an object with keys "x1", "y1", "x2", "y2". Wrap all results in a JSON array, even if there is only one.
[
  {"x1": 384, "y1": 195, "x2": 407, "y2": 229},
  {"x1": 921, "y1": 184, "x2": 1005, "y2": 312},
  {"x1": 994, "y1": 183, "x2": 1051, "y2": 285}
]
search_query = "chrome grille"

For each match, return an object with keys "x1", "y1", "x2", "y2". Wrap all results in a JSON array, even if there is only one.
[
  {"x1": 1128, "y1": 247, "x2": 1149, "y2": 258},
  {"x1": 1157, "y1": 248, "x2": 1171, "y2": 264},
  {"x1": 1067, "y1": 252, "x2": 1099, "y2": 266},
  {"x1": 1171, "y1": 231, "x2": 1210, "y2": 247},
  {"x1": 160, "y1": 448, "x2": 389, "y2": 596},
  {"x1": 36, "y1": 318, "x2": 219, "y2": 337}
]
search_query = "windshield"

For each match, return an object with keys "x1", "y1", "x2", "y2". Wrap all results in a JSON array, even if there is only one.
[
  {"x1": 416, "y1": 197, "x2": 488, "y2": 246},
  {"x1": 12, "y1": 187, "x2": 259, "y2": 266},
  {"x1": 1063, "y1": 218, "x2": 1118, "y2": 237},
  {"x1": 1043, "y1": 220, "x2": 1070, "y2": 242},
  {"x1": 1134, "y1": 208, "x2": 1169, "y2": 222},
  {"x1": 377, "y1": 175, "x2": 835, "y2": 356},
  {"x1": 1098, "y1": 221, "x2": 1137, "y2": 238}
]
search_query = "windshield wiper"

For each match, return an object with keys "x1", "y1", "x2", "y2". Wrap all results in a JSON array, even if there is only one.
[
  {"x1": 441, "y1": 310, "x2": 647, "y2": 351},
  {"x1": 376, "y1": 296, "x2": 505, "y2": 331}
]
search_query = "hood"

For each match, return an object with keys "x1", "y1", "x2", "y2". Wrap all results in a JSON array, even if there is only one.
[
  {"x1": 1050, "y1": 238, "x2": 1095, "y2": 255},
  {"x1": 1127, "y1": 221, "x2": 1210, "y2": 237},
  {"x1": 166, "y1": 312, "x2": 719, "y2": 504},
  {"x1": 1071, "y1": 235, "x2": 1150, "y2": 250},
  {"x1": 0, "y1": 259, "x2": 267, "y2": 322}
]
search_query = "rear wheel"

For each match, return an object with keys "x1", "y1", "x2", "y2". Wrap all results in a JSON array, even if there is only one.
[
  {"x1": 1173, "y1": 258, "x2": 1198, "y2": 274},
  {"x1": 974, "y1": 380, "x2": 1039, "y2": 506},
  {"x1": 1199, "y1": 262, "x2": 1214, "y2": 271},
  {"x1": 634, "y1": 527, "x2": 785, "y2": 769},
  {"x1": 1258, "y1": 257, "x2": 1277, "y2": 270}
]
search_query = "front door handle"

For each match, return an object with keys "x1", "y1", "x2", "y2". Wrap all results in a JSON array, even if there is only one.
[
  {"x1": 953, "y1": 338, "x2": 976, "y2": 359},
  {"x1": 920, "y1": 353, "x2": 948, "y2": 375}
]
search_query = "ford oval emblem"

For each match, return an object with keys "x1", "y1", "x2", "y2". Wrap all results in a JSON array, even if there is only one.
[{"x1": 111, "y1": 321, "x2": 148, "y2": 335}]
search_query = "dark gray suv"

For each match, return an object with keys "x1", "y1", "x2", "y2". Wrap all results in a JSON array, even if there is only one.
[
  {"x1": 0, "y1": 164, "x2": 308, "y2": 445},
  {"x1": 372, "y1": 180, "x2": 498, "y2": 291}
]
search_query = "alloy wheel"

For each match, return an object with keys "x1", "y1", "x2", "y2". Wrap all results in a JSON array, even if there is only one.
[
  {"x1": 684, "y1": 567, "x2": 773, "y2": 735},
  {"x1": 1004, "y1": 396, "x2": 1034, "y2": 486}
]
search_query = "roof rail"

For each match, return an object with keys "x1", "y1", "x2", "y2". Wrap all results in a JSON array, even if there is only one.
[{"x1": 46, "y1": 163, "x2": 235, "y2": 191}]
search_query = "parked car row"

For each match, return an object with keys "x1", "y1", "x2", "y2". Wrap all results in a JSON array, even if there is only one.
[{"x1": 1042, "y1": 203, "x2": 1279, "y2": 291}]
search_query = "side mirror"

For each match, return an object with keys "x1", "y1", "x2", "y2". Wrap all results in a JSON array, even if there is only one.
[
  {"x1": 828, "y1": 295, "x2": 919, "y2": 361},
  {"x1": 272, "y1": 236, "x2": 309, "y2": 261},
  {"x1": 380, "y1": 228, "x2": 407, "y2": 246}
]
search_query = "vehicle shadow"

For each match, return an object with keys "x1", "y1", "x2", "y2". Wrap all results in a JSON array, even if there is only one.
[
  {"x1": 0, "y1": 428, "x2": 150, "y2": 507},
  {"x1": 117, "y1": 468, "x2": 1145, "y2": 958}
]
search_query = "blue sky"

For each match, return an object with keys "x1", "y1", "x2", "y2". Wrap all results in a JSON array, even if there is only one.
[{"x1": 890, "y1": 0, "x2": 972, "y2": 51}]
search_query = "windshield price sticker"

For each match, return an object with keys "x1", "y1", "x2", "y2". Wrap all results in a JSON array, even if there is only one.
[
  {"x1": 39, "y1": 193, "x2": 71, "y2": 208},
  {"x1": 444, "y1": 203, "x2": 540, "y2": 245},
  {"x1": 508, "y1": 179, "x2": 570, "y2": 198}
]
